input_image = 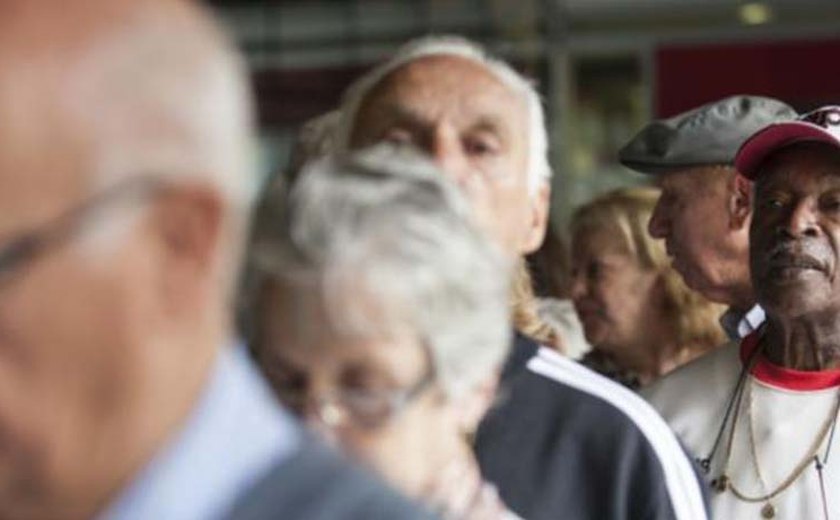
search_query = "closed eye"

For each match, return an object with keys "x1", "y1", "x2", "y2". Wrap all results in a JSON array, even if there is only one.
[
  {"x1": 463, "y1": 133, "x2": 501, "y2": 157},
  {"x1": 265, "y1": 359, "x2": 308, "y2": 395},
  {"x1": 0, "y1": 235, "x2": 43, "y2": 282},
  {"x1": 820, "y1": 195, "x2": 840, "y2": 213},
  {"x1": 759, "y1": 194, "x2": 786, "y2": 210},
  {"x1": 464, "y1": 136, "x2": 499, "y2": 156},
  {"x1": 382, "y1": 127, "x2": 414, "y2": 145}
]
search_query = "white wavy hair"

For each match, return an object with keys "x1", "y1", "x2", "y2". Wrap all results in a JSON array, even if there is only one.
[
  {"x1": 334, "y1": 35, "x2": 552, "y2": 195},
  {"x1": 250, "y1": 144, "x2": 512, "y2": 399}
]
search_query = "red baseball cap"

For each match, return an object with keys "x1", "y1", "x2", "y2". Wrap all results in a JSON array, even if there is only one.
[{"x1": 735, "y1": 106, "x2": 840, "y2": 180}]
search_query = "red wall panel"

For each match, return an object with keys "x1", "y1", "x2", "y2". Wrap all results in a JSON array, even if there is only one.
[{"x1": 656, "y1": 39, "x2": 840, "y2": 117}]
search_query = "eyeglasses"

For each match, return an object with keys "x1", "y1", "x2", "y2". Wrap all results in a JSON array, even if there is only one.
[
  {"x1": 0, "y1": 177, "x2": 166, "y2": 289},
  {"x1": 275, "y1": 364, "x2": 436, "y2": 430}
]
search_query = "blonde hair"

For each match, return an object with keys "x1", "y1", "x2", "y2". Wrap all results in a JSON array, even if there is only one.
[
  {"x1": 510, "y1": 258, "x2": 564, "y2": 351},
  {"x1": 571, "y1": 187, "x2": 725, "y2": 350}
]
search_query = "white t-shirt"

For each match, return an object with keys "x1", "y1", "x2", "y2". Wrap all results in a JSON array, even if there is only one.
[{"x1": 644, "y1": 332, "x2": 840, "y2": 520}]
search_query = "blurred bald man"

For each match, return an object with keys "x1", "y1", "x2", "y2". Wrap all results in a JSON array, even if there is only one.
[{"x1": 0, "y1": 1, "x2": 433, "y2": 519}]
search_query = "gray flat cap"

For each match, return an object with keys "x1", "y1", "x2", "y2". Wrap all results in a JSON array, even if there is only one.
[{"x1": 619, "y1": 95, "x2": 797, "y2": 175}]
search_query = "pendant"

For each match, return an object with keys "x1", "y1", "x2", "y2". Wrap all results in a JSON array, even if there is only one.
[
  {"x1": 711, "y1": 474, "x2": 729, "y2": 493},
  {"x1": 761, "y1": 502, "x2": 776, "y2": 519}
]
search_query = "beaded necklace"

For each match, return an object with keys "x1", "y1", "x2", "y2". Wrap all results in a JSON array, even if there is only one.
[{"x1": 700, "y1": 335, "x2": 840, "y2": 519}]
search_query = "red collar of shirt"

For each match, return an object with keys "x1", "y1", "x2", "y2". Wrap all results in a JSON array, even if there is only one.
[{"x1": 739, "y1": 331, "x2": 840, "y2": 391}]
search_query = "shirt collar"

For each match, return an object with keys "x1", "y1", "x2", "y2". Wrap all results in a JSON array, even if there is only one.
[
  {"x1": 739, "y1": 329, "x2": 840, "y2": 391},
  {"x1": 719, "y1": 304, "x2": 766, "y2": 341},
  {"x1": 98, "y1": 345, "x2": 299, "y2": 520}
]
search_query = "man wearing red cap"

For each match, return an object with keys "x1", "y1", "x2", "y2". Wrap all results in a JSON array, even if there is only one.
[{"x1": 645, "y1": 106, "x2": 840, "y2": 520}]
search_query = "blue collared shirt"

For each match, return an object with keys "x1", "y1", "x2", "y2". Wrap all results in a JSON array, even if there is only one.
[{"x1": 98, "y1": 345, "x2": 299, "y2": 520}]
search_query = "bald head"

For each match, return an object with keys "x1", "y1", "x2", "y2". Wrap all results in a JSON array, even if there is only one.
[
  {"x1": 0, "y1": 2, "x2": 257, "y2": 519},
  {"x1": 338, "y1": 37, "x2": 552, "y2": 255},
  {"x1": 0, "y1": 0, "x2": 255, "y2": 210}
]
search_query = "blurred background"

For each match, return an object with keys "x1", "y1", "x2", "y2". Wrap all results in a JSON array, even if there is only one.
[{"x1": 205, "y1": 0, "x2": 840, "y2": 225}]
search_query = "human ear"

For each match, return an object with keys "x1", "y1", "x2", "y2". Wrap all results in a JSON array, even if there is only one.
[
  {"x1": 728, "y1": 173, "x2": 753, "y2": 231},
  {"x1": 454, "y1": 373, "x2": 499, "y2": 441},
  {"x1": 521, "y1": 182, "x2": 551, "y2": 254},
  {"x1": 149, "y1": 184, "x2": 224, "y2": 317}
]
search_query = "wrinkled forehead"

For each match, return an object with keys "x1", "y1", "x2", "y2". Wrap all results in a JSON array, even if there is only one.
[
  {"x1": 257, "y1": 278, "x2": 418, "y2": 365},
  {"x1": 0, "y1": 71, "x2": 93, "y2": 232},
  {"x1": 350, "y1": 54, "x2": 529, "y2": 142},
  {"x1": 0, "y1": 0, "x2": 137, "y2": 226},
  {"x1": 754, "y1": 142, "x2": 840, "y2": 193}
]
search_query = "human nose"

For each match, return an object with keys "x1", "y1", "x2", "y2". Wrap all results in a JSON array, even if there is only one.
[
  {"x1": 779, "y1": 200, "x2": 820, "y2": 239},
  {"x1": 300, "y1": 393, "x2": 348, "y2": 426},
  {"x1": 428, "y1": 129, "x2": 471, "y2": 185},
  {"x1": 569, "y1": 267, "x2": 587, "y2": 301},
  {"x1": 647, "y1": 200, "x2": 668, "y2": 239},
  {"x1": 301, "y1": 397, "x2": 348, "y2": 442}
]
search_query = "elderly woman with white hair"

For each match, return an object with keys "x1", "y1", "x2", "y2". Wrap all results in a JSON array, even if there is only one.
[{"x1": 244, "y1": 145, "x2": 518, "y2": 519}]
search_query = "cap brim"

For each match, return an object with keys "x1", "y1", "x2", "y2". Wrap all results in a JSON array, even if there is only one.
[{"x1": 735, "y1": 122, "x2": 840, "y2": 180}]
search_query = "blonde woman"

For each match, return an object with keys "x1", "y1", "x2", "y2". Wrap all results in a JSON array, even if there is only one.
[{"x1": 570, "y1": 187, "x2": 726, "y2": 388}]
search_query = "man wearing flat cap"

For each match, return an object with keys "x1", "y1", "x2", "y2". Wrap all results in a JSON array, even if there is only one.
[
  {"x1": 620, "y1": 96, "x2": 796, "y2": 340},
  {"x1": 645, "y1": 106, "x2": 840, "y2": 519}
]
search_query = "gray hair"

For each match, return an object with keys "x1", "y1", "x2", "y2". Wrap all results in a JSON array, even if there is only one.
[
  {"x1": 248, "y1": 145, "x2": 511, "y2": 399},
  {"x1": 49, "y1": 1, "x2": 258, "y2": 292},
  {"x1": 286, "y1": 110, "x2": 342, "y2": 183},
  {"x1": 73, "y1": 0, "x2": 257, "y2": 211},
  {"x1": 334, "y1": 35, "x2": 551, "y2": 194}
]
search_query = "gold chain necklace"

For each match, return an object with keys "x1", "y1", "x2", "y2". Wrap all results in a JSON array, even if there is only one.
[{"x1": 718, "y1": 376, "x2": 840, "y2": 519}]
